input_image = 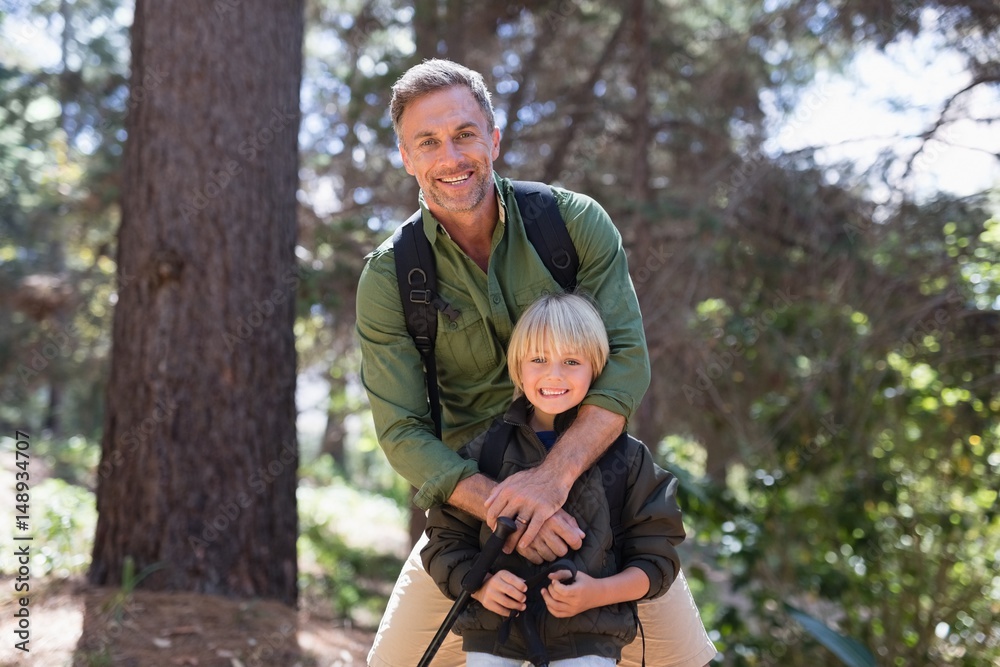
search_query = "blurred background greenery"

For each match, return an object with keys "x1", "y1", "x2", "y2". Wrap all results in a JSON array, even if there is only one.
[{"x1": 1, "y1": 0, "x2": 998, "y2": 665}]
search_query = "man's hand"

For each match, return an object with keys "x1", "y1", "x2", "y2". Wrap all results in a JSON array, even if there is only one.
[
  {"x1": 485, "y1": 405, "x2": 624, "y2": 551},
  {"x1": 485, "y1": 465, "x2": 575, "y2": 552},
  {"x1": 511, "y1": 509, "x2": 584, "y2": 564},
  {"x1": 471, "y1": 570, "x2": 526, "y2": 616}
]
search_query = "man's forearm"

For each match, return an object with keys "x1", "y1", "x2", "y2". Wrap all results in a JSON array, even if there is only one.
[
  {"x1": 540, "y1": 404, "x2": 625, "y2": 490},
  {"x1": 447, "y1": 473, "x2": 497, "y2": 522}
]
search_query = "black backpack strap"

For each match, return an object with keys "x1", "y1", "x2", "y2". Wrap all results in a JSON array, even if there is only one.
[
  {"x1": 476, "y1": 419, "x2": 514, "y2": 480},
  {"x1": 391, "y1": 182, "x2": 578, "y2": 440},
  {"x1": 392, "y1": 210, "x2": 461, "y2": 439},
  {"x1": 597, "y1": 431, "x2": 631, "y2": 562},
  {"x1": 512, "y1": 180, "x2": 578, "y2": 291}
]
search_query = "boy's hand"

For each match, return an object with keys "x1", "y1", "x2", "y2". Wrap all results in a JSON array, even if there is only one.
[
  {"x1": 540, "y1": 570, "x2": 599, "y2": 618},
  {"x1": 471, "y1": 570, "x2": 527, "y2": 617}
]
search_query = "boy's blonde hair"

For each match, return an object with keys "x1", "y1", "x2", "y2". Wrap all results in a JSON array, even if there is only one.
[{"x1": 507, "y1": 292, "x2": 610, "y2": 395}]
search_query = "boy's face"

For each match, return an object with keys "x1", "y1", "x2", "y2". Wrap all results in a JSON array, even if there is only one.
[{"x1": 519, "y1": 346, "x2": 593, "y2": 432}]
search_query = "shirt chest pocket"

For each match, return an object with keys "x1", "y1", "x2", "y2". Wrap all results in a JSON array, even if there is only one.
[
  {"x1": 435, "y1": 309, "x2": 502, "y2": 378},
  {"x1": 513, "y1": 279, "x2": 560, "y2": 313}
]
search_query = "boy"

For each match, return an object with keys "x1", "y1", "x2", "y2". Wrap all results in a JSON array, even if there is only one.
[{"x1": 421, "y1": 293, "x2": 686, "y2": 666}]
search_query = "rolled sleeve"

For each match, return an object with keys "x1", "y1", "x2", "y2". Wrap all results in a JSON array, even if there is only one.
[{"x1": 554, "y1": 188, "x2": 651, "y2": 422}]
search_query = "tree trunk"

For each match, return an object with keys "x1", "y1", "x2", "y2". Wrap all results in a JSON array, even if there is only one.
[
  {"x1": 89, "y1": 0, "x2": 304, "y2": 605},
  {"x1": 320, "y1": 402, "x2": 346, "y2": 470}
]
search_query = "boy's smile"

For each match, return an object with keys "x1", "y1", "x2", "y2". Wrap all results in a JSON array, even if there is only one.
[{"x1": 520, "y1": 348, "x2": 594, "y2": 432}]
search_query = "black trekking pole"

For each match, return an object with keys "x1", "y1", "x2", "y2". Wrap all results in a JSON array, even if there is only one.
[{"x1": 417, "y1": 516, "x2": 519, "y2": 667}]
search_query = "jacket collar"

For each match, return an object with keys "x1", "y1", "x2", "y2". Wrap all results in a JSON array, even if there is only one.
[{"x1": 504, "y1": 395, "x2": 579, "y2": 433}]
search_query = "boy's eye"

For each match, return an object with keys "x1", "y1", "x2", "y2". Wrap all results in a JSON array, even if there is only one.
[
  {"x1": 530, "y1": 357, "x2": 546, "y2": 364},
  {"x1": 564, "y1": 359, "x2": 580, "y2": 366}
]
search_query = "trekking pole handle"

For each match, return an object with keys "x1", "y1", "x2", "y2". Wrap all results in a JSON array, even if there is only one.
[
  {"x1": 461, "y1": 516, "x2": 518, "y2": 593},
  {"x1": 416, "y1": 517, "x2": 520, "y2": 667}
]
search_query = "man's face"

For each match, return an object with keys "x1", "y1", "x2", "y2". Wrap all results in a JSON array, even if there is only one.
[{"x1": 397, "y1": 86, "x2": 501, "y2": 221}]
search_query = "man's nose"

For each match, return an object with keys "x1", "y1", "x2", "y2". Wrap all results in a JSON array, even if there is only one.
[{"x1": 440, "y1": 139, "x2": 462, "y2": 165}]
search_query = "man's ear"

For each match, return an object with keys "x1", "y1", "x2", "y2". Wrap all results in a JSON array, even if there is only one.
[
  {"x1": 399, "y1": 143, "x2": 416, "y2": 176},
  {"x1": 491, "y1": 127, "x2": 501, "y2": 161}
]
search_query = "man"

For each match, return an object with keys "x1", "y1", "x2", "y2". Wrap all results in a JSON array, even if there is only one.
[{"x1": 357, "y1": 58, "x2": 717, "y2": 667}]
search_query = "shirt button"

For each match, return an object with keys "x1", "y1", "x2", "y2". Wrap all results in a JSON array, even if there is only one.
[
  {"x1": 492, "y1": 295, "x2": 500, "y2": 304},
  {"x1": 449, "y1": 321, "x2": 458, "y2": 330}
]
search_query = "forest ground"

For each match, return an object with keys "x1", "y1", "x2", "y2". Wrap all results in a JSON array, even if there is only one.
[
  {"x1": 0, "y1": 574, "x2": 378, "y2": 666},
  {"x1": 0, "y1": 451, "x2": 397, "y2": 667}
]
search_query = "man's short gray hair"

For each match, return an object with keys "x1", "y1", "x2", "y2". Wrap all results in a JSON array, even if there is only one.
[{"x1": 389, "y1": 59, "x2": 496, "y2": 140}]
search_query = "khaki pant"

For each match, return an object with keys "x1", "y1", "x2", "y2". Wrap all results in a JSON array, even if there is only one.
[{"x1": 368, "y1": 534, "x2": 718, "y2": 667}]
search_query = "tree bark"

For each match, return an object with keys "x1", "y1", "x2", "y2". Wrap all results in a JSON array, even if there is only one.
[{"x1": 89, "y1": 0, "x2": 303, "y2": 605}]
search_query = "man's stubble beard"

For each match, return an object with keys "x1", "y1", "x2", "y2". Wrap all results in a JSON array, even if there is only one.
[{"x1": 425, "y1": 166, "x2": 495, "y2": 215}]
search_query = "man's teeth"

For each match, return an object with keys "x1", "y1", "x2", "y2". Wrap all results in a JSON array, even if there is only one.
[{"x1": 441, "y1": 174, "x2": 470, "y2": 183}]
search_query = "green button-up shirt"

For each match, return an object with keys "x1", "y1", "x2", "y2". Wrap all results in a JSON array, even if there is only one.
[{"x1": 356, "y1": 174, "x2": 650, "y2": 509}]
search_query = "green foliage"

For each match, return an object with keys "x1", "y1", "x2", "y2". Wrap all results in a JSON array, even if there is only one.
[
  {"x1": 0, "y1": 477, "x2": 96, "y2": 578},
  {"x1": 677, "y1": 203, "x2": 1000, "y2": 665},
  {"x1": 297, "y1": 472, "x2": 407, "y2": 627},
  {"x1": 0, "y1": 0, "x2": 128, "y2": 445},
  {"x1": 3, "y1": 1, "x2": 999, "y2": 663}
]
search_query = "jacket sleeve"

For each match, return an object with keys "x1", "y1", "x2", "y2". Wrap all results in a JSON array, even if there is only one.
[
  {"x1": 420, "y1": 503, "x2": 486, "y2": 601},
  {"x1": 619, "y1": 441, "x2": 685, "y2": 600},
  {"x1": 356, "y1": 246, "x2": 478, "y2": 509}
]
